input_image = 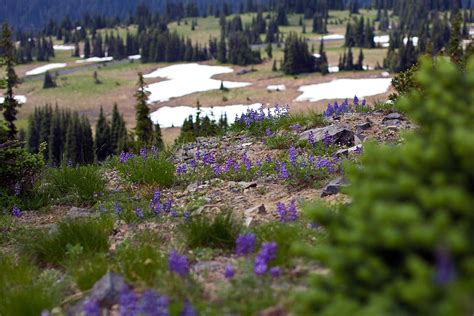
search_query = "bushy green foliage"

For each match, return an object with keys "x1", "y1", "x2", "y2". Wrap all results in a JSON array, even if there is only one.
[
  {"x1": 389, "y1": 63, "x2": 421, "y2": 101},
  {"x1": 0, "y1": 255, "x2": 65, "y2": 315},
  {"x1": 114, "y1": 153, "x2": 176, "y2": 187},
  {"x1": 180, "y1": 212, "x2": 242, "y2": 250},
  {"x1": 296, "y1": 57, "x2": 474, "y2": 315},
  {"x1": 23, "y1": 216, "x2": 113, "y2": 266},
  {"x1": 44, "y1": 164, "x2": 106, "y2": 204}
]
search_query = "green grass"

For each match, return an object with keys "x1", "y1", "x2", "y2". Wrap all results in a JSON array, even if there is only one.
[
  {"x1": 43, "y1": 165, "x2": 107, "y2": 204},
  {"x1": 180, "y1": 212, "x2": 242, "y2": 250},
  {"x1": 21, "y1": 216, "x2": 113, "y2": 266}
]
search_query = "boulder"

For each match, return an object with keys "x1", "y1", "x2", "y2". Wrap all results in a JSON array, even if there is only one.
[
  {"x1": 321, "y1": 176, "x2": 350, "y2": 197},
  {"x1": 300, "y1": 125, "x2": 354, "y2": 147},
  {"x1": 66, "y1": 207, "x2": 94, "y2": 219},
  {"x1": 89, "y1": 272, "x2": 126, "y2": 307}
]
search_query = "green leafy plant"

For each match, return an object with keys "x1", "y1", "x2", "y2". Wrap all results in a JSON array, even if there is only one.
[
  {"x1": 114, "y1": 154, "x2": 175, "y2": 187},
  {"x1": 295, "y1": 57, "x2": 474, "y2": 315}
]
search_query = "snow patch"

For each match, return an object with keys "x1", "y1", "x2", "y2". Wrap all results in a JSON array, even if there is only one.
[
  {"x1": 150, "y1": 103, "x2": 263, "y2": 128},
  {"x1": 296, "y1": 78, "x2": 392, "y2": 102},
  {"x1": 76, "y1": 57, "x2": 114, "y2": 63},
  {"x1": 25, "y1": 63, "x2": 67, "y2": 76},
  {"x1": 267, "y1": 85, "x2": 286, "y2": 91},
  {"x1": 143, "y1": 63, "x2": 251, "y2": 103},
  {"x1": 128, "y1": 55, "x2": 141, "y2": 60},
  {"x1": 53, "y1": 45, "x2": 75, "y2": 50},
  {"x1": 321, "y1": 34, "x2": 345, "y2": 41},
  {"x1": 0, "y1": 95, "x2": 27, "y2": 104}
]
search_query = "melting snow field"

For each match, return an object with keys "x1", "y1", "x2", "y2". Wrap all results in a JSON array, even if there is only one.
[
  {"x1": 150, "y1": 103, "x2": 262, "y2": 128},
  {"x1": 76, "y1": 57, "x2": 114, "y2": 63},
  {"x1": 321, "y1": 34, "x2": 345, "y2": 41},
  {"x1": 374, "y1": 35, "x2": 419, "y2": 47},
  {"x1": 128, "y1": 55, "x2": 141, "y2": 60},
  {"x1": 25, "y1": 63, "x2": 67, "y2": 76},
  {"x1": 296, "y1": 78, "x2": 392, "y2": 102},
  {"x1": 53, "y1": 45, "x2": 75, "y2": 50},
  {"x1": 267, "y1": 85, "x2": 286, "y2": 91},
  {"x1": 0, "y1": 95, "x2": 27, "y2": 104},
  {"x1": 144, "y1": 63, "x2": 251, "y2": 103}
]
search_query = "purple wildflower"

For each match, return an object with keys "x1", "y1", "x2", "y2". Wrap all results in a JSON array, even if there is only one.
[
  {"x1": 242, "y1": 154, "x2": 252, "y2": 171},
  {"x1": 12, "y1": 205, "x2": 21, "y2": 218},
  {"x1": 265, "y1": 128, "x2": 273, "y2": 136},
  {"x1": 82, "y1": 298, "x2": 101, "y2": 316},
  {"x1": 189, "y1": 159, "x2": 197, "y2": 170},
  {"x1": 276, "y1": 202, "x2": 287, "y2": 222},
  {"x1": 67, "y1": 159, "x2": 73, "y2": 167},
  {"x1": 140, "y1": 147, "x2": 148, "y2": 160},
  {"x1": 353, "y1": 96, "x2": 359, "y2": 105},
  {"x1": 138, "y1": 290, "x2": 169, "y2": 316},
  {"x1": 279, "y1": 163, "x2": 289, "y2": 179},
  {"x1": 135, "y1": 206, "x2": 144, "y2": 219},
  {"x1": 14, "y1": 182, "x2": 21, "y2": 196},
  {"x1": 323, "y1": 131, "x2": 334, "y2": 146},
  {"x1": 184, "y1": 212, "x2": 191, "y2": 223},
  {"x1": 270, "y1": 267, "x2": 281, "y2": 278},
  {"x1": 288, "y1": 147, "x2": 297, "y2": 166},
  {"x1": 254, "y1": 242, "x2": 278, "y2": 276},
  {"x1": 113, "y1": 202, "x2": 123, "y2": 215},
  {"x1": 362, "y1": 99, "x2": 367, "y2": 106},
  {"x1": 224, "y1": 265, "x2": 235, "y2": 279},
  {"x1": 435, "y1": 247, "x2": 456, "y2": 285},
  {"x1": 354, "y1": 145, "x2": 363, "y2": 155},
  {"x1": 290, "y1": 122, "x2": 301, "y2": 132},
  {"x1": 287, "y1": 200, "x2": 298, "y2": 221},
  {"x1": 119, "y1": 285, "x2": 139, "y2": 316},
  {"x1": 163, "y1": 198, "x2": 172, "y2": 213},
  {"x1": 236, "y1": 233, "x2": 256, "y2": 256},
  {"x1": 119, "y1": 151, "x2": 134, "y2": 163},
  {"x1": 212, "y1": 165, "x2": 222, "y2": 176},
  {"x1": 151, "y1": 145, "x2": 159, "y2": 156},
  {"x1": 168, "y1": 250, "x2": 189, "y2": 277},
  {"x1": 265, "y1": 155, "x2": 272, "y2": 163},
  {"x1": 177, "y1": 164, "x2": 188, "y2": 175},
  {"x1": 180, "y1": 302, "x2": 197, "y2": 316},
  {"x1": 308, "y1": 131, "x2": 316, "y2": 148},
  {"x1": 202, "y1": 152, "x2": 215, "y2": 165}
]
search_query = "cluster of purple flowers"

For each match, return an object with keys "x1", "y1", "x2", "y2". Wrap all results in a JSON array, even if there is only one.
[
  {"x1": 323, "y1": 97, "x2": 367, "y2": 118},
  {"x1": 236, "y1": 105, "x2": 289, "y2": 126},
  {"x1": 235, "y1": 233, "x2": 256, "y2": 256},
  {"x1": 289, "y1": 122, "x2": 301, "y2": 132},
  {"x1": 224, "y1": 264, "x2": 235, "y2": 279},
  {"x1": 14, "y1": 182, "x2": 21, "y2": 196},
  {"x1": 168, "y1": 250, "x2": 189, "y2": 277},
  {"x1": 11, "y1": 205, "x2": 21, "y2": 218},
  {"x1": 119, "y1": 151, "x2": 134, "y2": 163},
  {"x1": 254, "y1": 242, "x2": 278, "y2": 276},
  {"x1": 276, "y1": 200, "x2": 298, "y2": 222},
  {"x1": 288, "y1": 147, "x2": 298, "y2": 165},
  {"x1": 176, "y1": 164, "x2": 188, "y2": 175}
]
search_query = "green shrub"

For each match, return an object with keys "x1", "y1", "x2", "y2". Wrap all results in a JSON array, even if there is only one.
[
  {"x1": 23, "y1": 216, "x2": 113, "y2": 266},
  {"x1": 114, "y1": 154, "x2": 175, "y2": 187},
  {"x1": 0, "y1": 255, "x2": 65, "y2": 315},
  {"x1": 296, "y1": 57, "x2": 474, "y2": 315},
  {"x1": 66, "y1": 253, "x2": 108, "y2": 291},
  {"x1": 44, "y1": 164, "x2": 106, "y2": 204},
  {"x1": 180, "y1": 212, "x2": 242, "y2": 250}
]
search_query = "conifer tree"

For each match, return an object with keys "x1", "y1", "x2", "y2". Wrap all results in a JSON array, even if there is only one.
[
  {"x1": 110, "y1": 103, "x2": 128, "y2": 154},
  {"x1": 356, "y1": 48, "x2": 364, "y2": 70},
  {"x1": 95, "y1": 106, "x2": 111, "y2": 161},
  {"x1": 81, "y1": 116, "x2": 94, "y2": 164},
  {"x1": 153, "y1": 123, "x2": 164, "y2": 149},
  {"x1": 134, "y1": 73, "x2": 153, "y2": 146},
  {"x1": 0, "y1": 23, "x2": 21, "y2": 139},
  {"x1": 266, "y1": 43, "x2": 273, "y2": 59},
  {"x1": 48, "y1": 106, "x2": 62, "y2": 166},
  {"x1": 84, "y1": 36, "x2": 91, "y2": 58},
  {"x1": 43, "y1": 71, "x2": 56, "y2": 89},
  {"x1": 217, "y1": 31, "x2": 227, "y2": 63},
  {"x1": 448, "y1": 13, "x2": 463, "y2": 67}
]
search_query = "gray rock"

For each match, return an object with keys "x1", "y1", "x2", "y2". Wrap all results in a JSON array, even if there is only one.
[
  {"x1": 321, "y1": 176, "x2": 350, "y2": 197},
  {"x1": 300, "y1": 124, "x2": 354, "y2": 146},
  {"x1": 66, "y1": 207, "x2": 94, "y2": 219},
  {"x1": 186, "y1": 182, "x2": 199, "y2": 193},
  {"x1": 238, "y1": 181, "x2": 257, "y2": 189},
  {"x1": 383, "y1": 112, "x2": 403, "y2": 121},
  {"x1": 356, "y1": 122, "x2": 371, "y2": 130},
  {"x1": 244, "y1": 204, "x2": 266, "y2": 216},
  {"x1": 89, "y1": 272, "x2": 126, "y2": 307},
  {"x1": 383, "y1": 119, "x2": 402, "y2": 126}
]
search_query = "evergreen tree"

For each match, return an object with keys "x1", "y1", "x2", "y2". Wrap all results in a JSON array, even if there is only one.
[
  {"x1": 110, "y1": 103, "x2": 128, "y2": 154},
  {"x1": 272, "y1": 59, "x2": 278, "y2": 71},
  {"x1": 153, "y1": 123, "x2": 164, "y2": 149},
  {"x1": 48, "y1": 106, "x2": 62, "y2": 166},
  {"x1": 134, "y1": 73, "x2": 153, "y2": 146},
  {"x1": 356, "y1": 48, "x2": 364, "y2": 70},
  {"x1": 95, "y1": 106, "x2": 111, "y2": 161},
  {"x1": 217, "y1": 31, "x2": 227, "y2": 63},
  {"x1": 43, "y1": 71, "x2": 56, "y2": 89},
  {"x1": 0, "y1": 23, "x2": 21, "y2": 139},
  {"x1": 81, "y1": 116, "x2": 94, "y2": 164},
  {"x1": 266, "y1": 43, "x2": 273, "y2": 59},
  {"x1": 84, "y1": 36, "x2": 91, "y2": 58},
  {"x1": 283, "y1": 32, "x2": 316, "y2": 75},
  {"x1": 448, "y1": 13, "x2": 463, "y2": 67}
]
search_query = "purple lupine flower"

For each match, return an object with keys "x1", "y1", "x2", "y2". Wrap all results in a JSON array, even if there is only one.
[
  {"x1": 11, "y1": 205, "x2": 21, "y2": 218},
  {"x1": 113, "y1": 202, "x2": 123, "y2": 215},
  {"x1": 362, "y1": 99, "x2": 367, "y2": 106},
  {"x1": 212, "y1": 165, "x2": 222, "y2": 176},
  {"x1": 270, "y1": 267, "x2": 281, "y2": 278},
  {"x1": 279, "y1": 163, "x2": 289, "y2": 179},
  {"x1": 233, "y1": 162, "x2": 241, "y2": 173},
  {"x1": 163, "y1": 198, "x2": 172, "y2": 213},
  {"x1": 308, "y1": 131, "x2": 316, "y2": 148},
  {"x1": 323, "y1": 132, "x2": 334, "y2": 146},
  {"x1": 168, "y1": 250, "x2": 189, "y2": 276},
  {"x1": 287, "y1": 200, "x2": 298, "y2": 221},
  {"x1": 14, "y1": 182, "x2": 21, "y2": 196},
  {"x1": 67, "y1": 159, "x2": 73, "y2": 167},
  {"x1": 353, "y1": 96, "x2": 359, "y2": 105},
  {"x1": 265, "y1": 128, "x2": 273, "y2": 136},
  {"x1": 354, "y1": 145, "x2": 363, "y2": 155},
  {"x1": 150, "y1": 190, "x2": 162, "y2": 215},
  {"x1": 202, "y1": 153, "x2": 215, "y2": 165},
  {"x1": 254, "y1": 242, "x2": 278, "y2": 275},
  {"x1": 171, "y1": 210, "x2": 178, "y2": 218},
  {"x1": 265, "y1": 155, "x2": 272, "y2": 163},
  {"x1": 135, "y1": 207, "x2": 144, "y2": 219},
  {"x1": 119, "y1": 151, "x2": 133, "y2": 163},
  {"x1": 189, "y1": 159, "x2": 197, "y2": 170},
  {"x1": 138, "y1": 290, "x2": 169, "y2": 316},
  {"x1": 83, "y1": 298, "x2": 101, "y2": 316},
  {"x1": 242, "y1": 154, "x2": 252, "y2": 171},
  {"x1": 119, "y1": 285, "x2": 139, "y2": 316},
  {"x1": 435, "y1": 247, "x2": 456, "y2": 285},
  {"x1": 140, "y1": 147, "x2": 148, "y2": 160},
  {"x1": 135, "y1": 194, "x2": 142, "y2": 201},
  {"x1": 151, "y1": 145, "x2": 159, "y2": 156},
  {"x1": 236, "y1": 233, "x2": 256, "y2": 256},
  {"x1": 180, "y1": 302, "x2": 197, "y2": 316},
  {"x1": 224, "y1": 265, "x2": 235, "y2": 279},
  {"x1": 290, "y1": 123, "x2": 301, "y2": 132},
  {"x1": 288, "y1": 147, "x2": 297, "y2": 166},
  {"x1": 176, "y1": 164, "x2": 188, "y2": 175},
  {"x1": 276, "y1": 202, "x2": 287, "y2": 222},
  {"x1": 222, "y1": 158, "x2": 234, "y2": 173},
  {"x1": 184, "y1": 212, "x2": 191, "y2": 223}
]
